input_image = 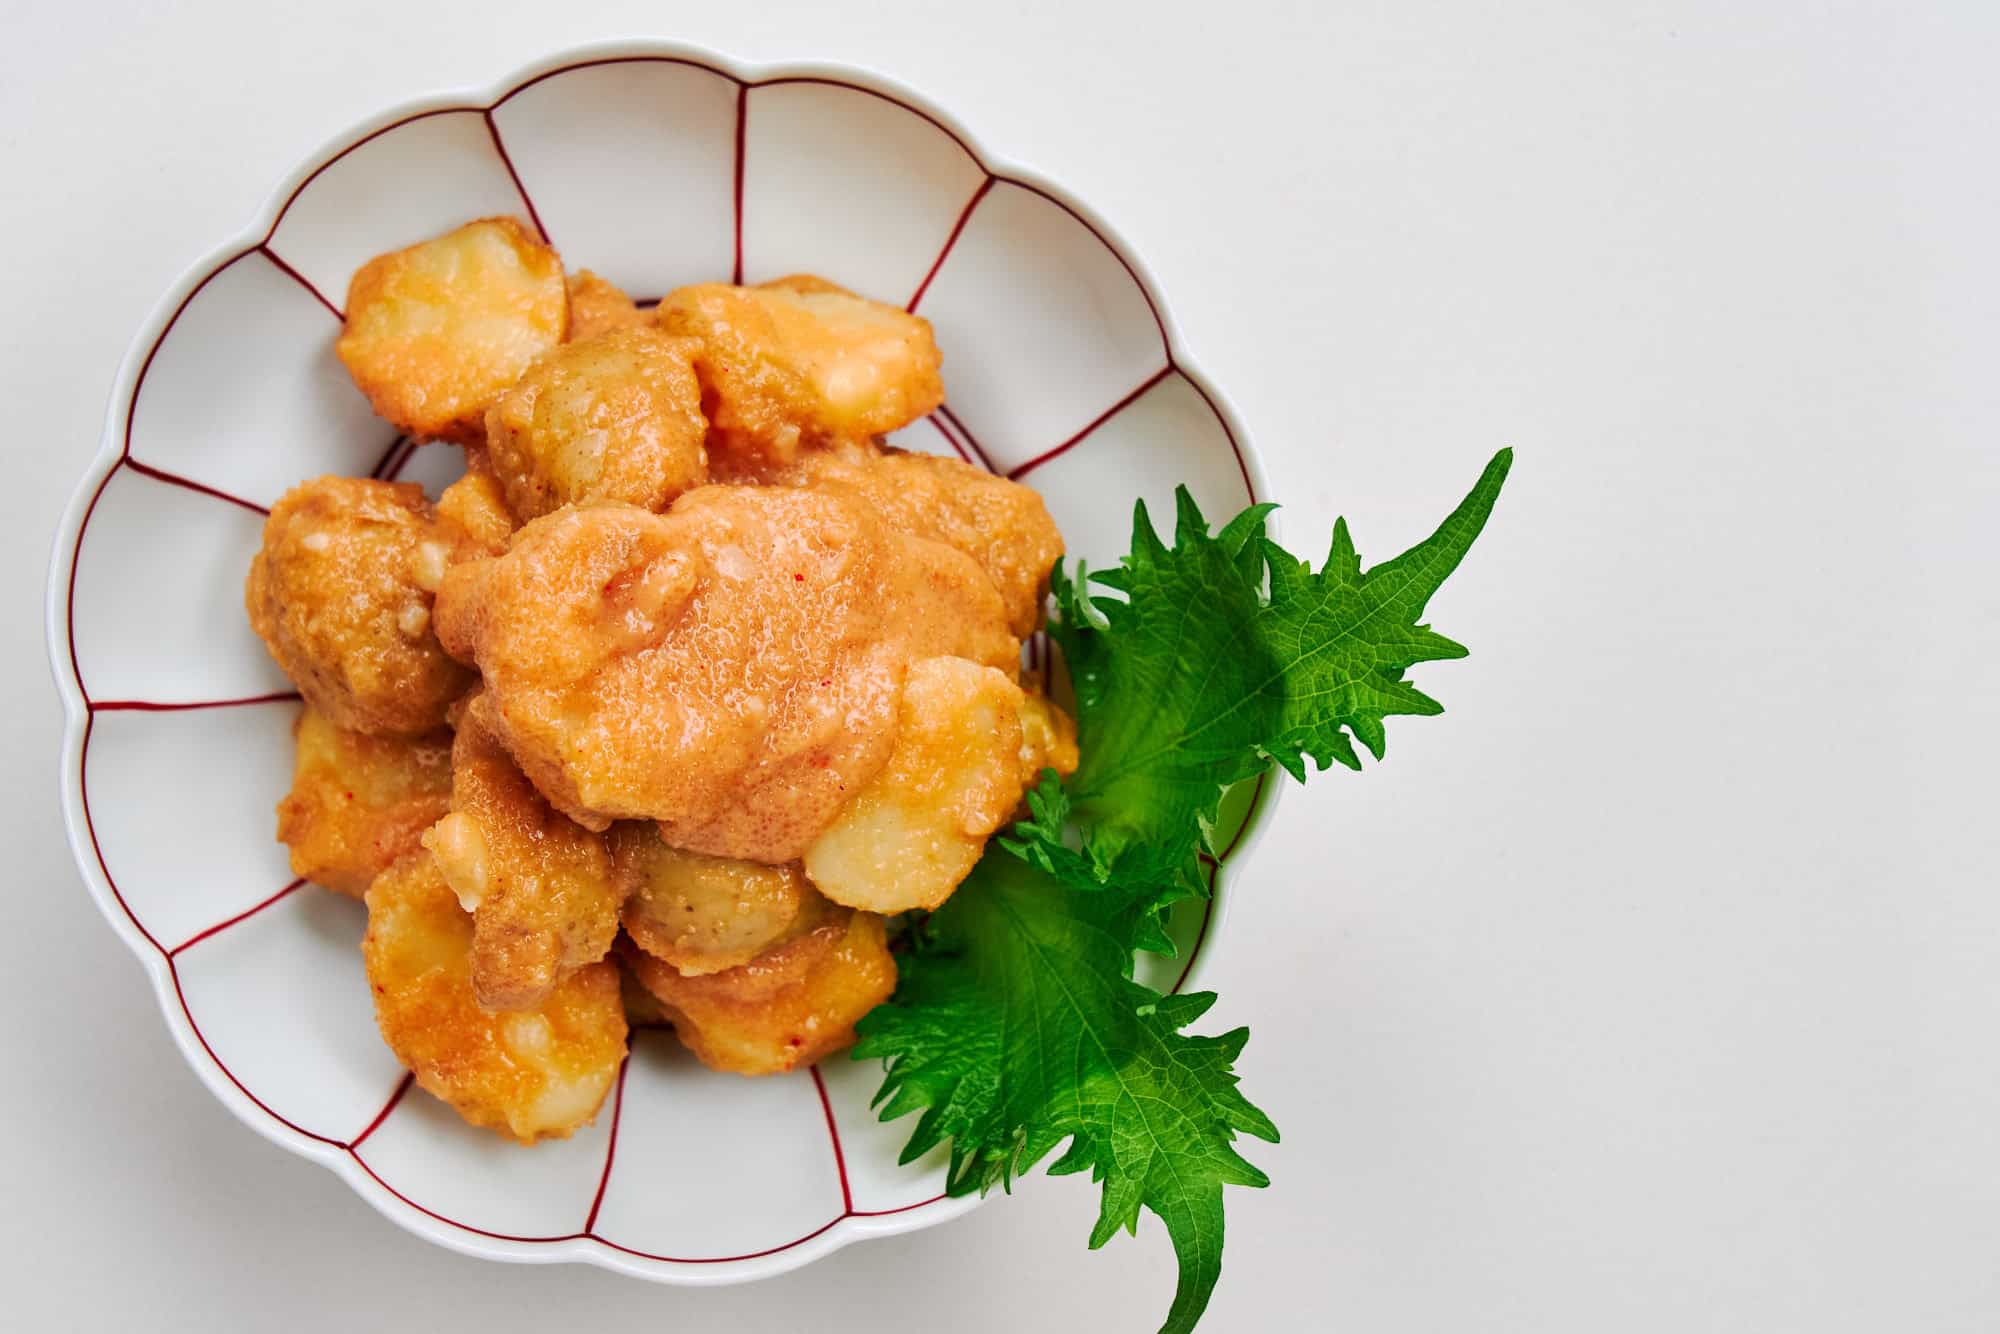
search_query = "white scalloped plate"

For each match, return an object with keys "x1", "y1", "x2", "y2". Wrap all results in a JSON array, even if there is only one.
[{"x1": 44, "y1": 39, "x2": 1279, "y2": 1286}]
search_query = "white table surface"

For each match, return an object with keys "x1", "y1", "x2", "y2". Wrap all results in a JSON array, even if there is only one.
[{"x1": 5, "y1": 2, "x2": 1996, "y2": 1330}]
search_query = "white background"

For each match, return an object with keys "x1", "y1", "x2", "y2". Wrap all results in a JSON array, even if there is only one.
[{"x1": 4, "y1": 2, "x2": 1996, "y2": 1330}]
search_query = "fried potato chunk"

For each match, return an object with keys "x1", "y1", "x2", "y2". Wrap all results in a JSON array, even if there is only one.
[
  {"x1": 805, "y1": 657, "x2": 1034, "y2": 914},
  {"x1": 275, "y1": 705, "x2": 451, "y2": 897},
  {"x1": 337, "y1": 217, "x2": 567, "y2": 443},
  {"x1": 435, "y1": 488, "x2": 1017, "y2": 860},
  {"x1": 792, "y1": 444, "x2": 1064, "y2": 637},
  {"x1": 424, "y1": 700, "x2": 624, "y2": 1012},
  {"x1": 1017, "y1": 683, "x2": 1081, "y2": 779},
  {"x1": 621, "y1": 899, "x2": 895, "y2": 1076},
  {"x1": 614, "y1": 824, "x2": 810, "y2": 976},
  {"x1": 429, "y1": 455, "x2": 518, "y2": 566},
  {"x1": 246, "y1": 477, "x2": 472, "y2": 735},
  {"x1": 567, "y1": 270, "x2": 648, "y2": 340},
  {"x1": 655, "y1": 277, "x2": 942, "y2": 464},
  {"x1": 364, "y1": 851, "x2": 626, "y2": 1143},
  {"x1": 483, "y1": 327, "x2": 708, "y2": 520}
]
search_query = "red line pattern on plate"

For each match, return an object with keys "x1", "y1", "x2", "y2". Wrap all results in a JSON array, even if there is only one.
[
  {"x1": 484, "y1": 110, "x2": 550, "y2": 245},
  {"x1": 257, "y1": 244, "x2": 343, "y2": 321},
  {"x1": 1005, "y1": 364, "x2": 1174, "y2": 482},
  {"x1": 582, "y1": 1056, "x2": 630, "y2": 1232},
  {"x1": 169, "y1": 879, "x2": 307, "y2": 956},
  {"x1": 934, "y1": 405, "x2": 996, "y2": 473},
  {"x1": 124, "y1": 457, "x2": 272, "y2": 516},
  {"x1": 350, "y1": 1073, "x2": 415, "y2": 1150},
  {"x1": 810, "y1": 1066, "x2": 855, "y2": 1214},
  {"x1": 365, "y1": 434, "x2": 410, "y2": 479},
  {"x1": 906, "y1": 176, "x2": 994, "y2": 312},
  {"x1": 62, "y1": 51, "x2": 1269, "y2": 1272},
  {"x1": 731, "y1": 84, "x2": 749, "y2": 285},
  {"x1": 345, "y1": 1038, "x2": 947, "y2": 1260},
  {"x1": 924, "y1": 415, "x2": 975, "y2": 466},
  {"x1": 92, "y1": 690, "x2": 301, "y2": 713},
  {"x1": 167, "y1": 954, "x2": 348, "y2": 1148},
  {"x1": 378, "y1": 437, "x2": 422, "y2": 482}
]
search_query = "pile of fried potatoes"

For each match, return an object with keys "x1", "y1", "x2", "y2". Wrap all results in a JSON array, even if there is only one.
[{"x1": 245, "y1": 217, "x2": 1075, "y2": 1144}]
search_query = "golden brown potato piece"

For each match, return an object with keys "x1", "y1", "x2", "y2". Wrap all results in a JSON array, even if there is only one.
[
  {"x1": 613, "y1": 824, "x2": 810, "y2": 976},
  {"x1": 621, "y1": 901, "x2": 895, "y2": 1076},
  {"x1": 245, "y1": 477, "x2": 472, "y2": 735},
  {"x1": 424, "y1": 699, "x2": 624, "y2": 1012},
  {"x1": 336, "y1": 218, "x2": 567, "y2": 443},
  {"x1": 656, "y1": 278, "x2": 942, "y2": 464},
  {"x1": 364, "y1": 851, "x2": 626, "y2": 1143},
  {"x1": 428, "y1": 454, "x2": 518, "y2": 567},
  {"x1": 793, "y1": 444, "x2": 1063, "y2": 638},
  {"x1": 483, "y1": 327, "x2": 708, "y2": 520},
  {"x1": 435, "y1": 488, "x2": 1016, "y2": 860},
  {"x1": 1017, "y1": 684, "x2": 1081, "y2": 780},
  {"x1": 567, "y1": 270, "x2": 648, "y2": 340},
  {"x1": 805, "y1": 657, "x2": 1033, "y2": 914},
  {"x1": 275, "y1": 705, "x2": 451, "y2": 897}
]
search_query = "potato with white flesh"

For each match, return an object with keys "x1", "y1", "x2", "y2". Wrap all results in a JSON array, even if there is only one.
[
  {"x1": 276, "y1": 706, "x2": 451, "y2": 897},
  {"x1": 245, "y1": 477, "x2": 471, "y2": 735},
  {"x1": 567, "y1": 270, "x2": 647, "y2": 340},
  {"x1": 614, "y1": 825, "x2": 810, "y2": 975},
  {"x1": 483, "y1": 326, "x2": 709, "y2": 519},
  {"x1": 364, "y1": 851, "x2": 626, "y2": 1143},
  {"x1": 424, "y1": 698, "x2": 624, "y2": 1012},
  {"x1": 336, "y1": 217, "x2": 567, "y2": 443},
  {"x1": 806, "y1": 656, "x2": 1076, "y2": 914},
  {"x1": 656, "y1": 275, "x2": 943, "y2": 464},
  {"x1": 621, "y1": 897, "x2": 895, "y2": 1076}
]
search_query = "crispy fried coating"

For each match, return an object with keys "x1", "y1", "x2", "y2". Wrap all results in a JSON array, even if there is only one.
[
  {"x1": 364, "y1": 851, "x2": 626, "y2": 1142},
  {"x1": 613, "y1": 824, "x2": 810, "y2": 976},
  {"x1": 429, "y1": 454, "x2": 518, "y2": 566},
  {"x1": 435, "y1": 487, "x2": 1017, "y2": 860},
  {"x1": 621, "y1": 900, "x2": 895, "y2": 1076},
  {"x1": 245, "y1": 477, "x2": 472, "y2": 735},
  {"x1": 805, "y1": 657, "x2": 1035, "y2": 914},
  {"x1": 275, "y1": 705, "x2": 452, "y2": 897},
  {"x1": 567, "y1": 270, "x2": 648, "y2": 340},
  {"x1": 336, "y1": 218, "x2": 567, "y2": 443},
  {"x1": 789, "y1": 443, "x2": 1063, "y2": 637},
  {"x1": 483, "y1": 327, "x2": 708, "y2": 520},
  {"x1": 1017, "y1": 683, "x2": 1081, "y2": 779},
  {"x1": 424, "y1": 699, "x2": 624, "y2": 1012},
  {"x1": 655, "y1": 277, "x2": 942, "y2": 465}
]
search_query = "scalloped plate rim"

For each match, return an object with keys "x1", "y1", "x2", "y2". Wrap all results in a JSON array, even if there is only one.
[{"x1": 41, "y1": 35, "x2": 1283, "y2": 1287}]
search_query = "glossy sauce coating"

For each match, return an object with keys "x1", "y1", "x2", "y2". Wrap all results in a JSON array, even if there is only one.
[
  {"x1": 785, "y1": 443, "x2": 1064, "y2": 638},
  {"x1": 435, "y1": 485, "x2": 1018, "y2": 861}
]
